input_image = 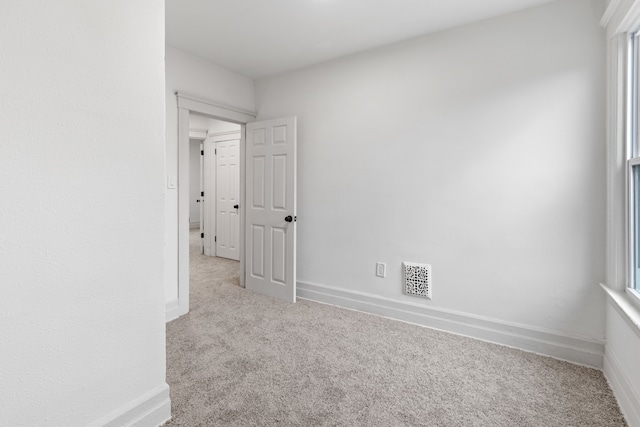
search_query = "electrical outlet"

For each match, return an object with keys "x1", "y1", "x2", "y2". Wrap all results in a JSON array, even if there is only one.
[{"x1": 376, "y1": 262, "x2": 386, "y2": 278}]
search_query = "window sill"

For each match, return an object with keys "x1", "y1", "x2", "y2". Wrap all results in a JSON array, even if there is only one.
[{"x1": 600, "y1": 283, "x2": 640, "y2": 340}]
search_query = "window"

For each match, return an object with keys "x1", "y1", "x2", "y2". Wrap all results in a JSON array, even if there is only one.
[{"x1": 628, "y1": 33, "x2": 640, "y2": 298}]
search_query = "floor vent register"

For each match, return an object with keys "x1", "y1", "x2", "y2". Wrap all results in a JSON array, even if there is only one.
[{"x1": 403, "y1": 262, "x2": 432, "y2": 300}]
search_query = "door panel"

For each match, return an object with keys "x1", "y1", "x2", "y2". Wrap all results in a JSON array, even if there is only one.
[
  {"x1": 245, "y1": 117, "x2": 296, "y2": 303},
  {"x1": 272, "y1": 155, "x2": 287, "y2": 210},
  {"x1": 216, "y1": 138, "x2": 240, "y2": 260},
  {"x1": 251, "y1": 225, "x2": 265, "y2": 278},
  {"x1": 252, "y1": 157, "x2": 265, "y2": 208},
  {"x1": 271, "y1": 227, "x2": 286, "y2": 284}
]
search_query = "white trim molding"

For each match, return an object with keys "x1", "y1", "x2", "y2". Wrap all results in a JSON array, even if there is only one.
[
  {"x1": 601, "y1": 283, "x2": 640, "y2": 338},
  {"x1": 87, "y1": 384, "x2": 171, "y2": 427},
  {"x1": 165, "y1": 298, "x2": 181, "y2": 323},
  {"x1": 177, "y1": 107, "x2": 190, "y2": 319},
  {"x1": 207, "y1": 130, "x2": 242, "y2": 138},
  {"x1": 604, "y1": 349, "x2": 640, "y2": 427},
  {"x1": 605, "y1": 33, "x2": 629, "y2": 292},
  {"x1": 602, "y1": 0, "x2": 640, "y2": 37},
  {"x1": 297, "y1": 281, "x2": 605, "y2": 368},
  {"x1": 188, "y1": 128, "x2": 207, "y2": 140},
  {"x1": 601, "y1": 0, "x2": 624, "y2": 28},
  {"x1": 176, "y1": 92, "x2": 256, "y2": 124}
]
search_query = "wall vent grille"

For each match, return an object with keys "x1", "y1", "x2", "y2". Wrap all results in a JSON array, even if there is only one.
[{"x1": 403, "y1": 262, "x2": 431, "y2": 299}]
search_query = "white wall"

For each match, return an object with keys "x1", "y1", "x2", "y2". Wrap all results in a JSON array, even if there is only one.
[
  {"x1": 190, "y1": 113, "x2": 242, "y2": 135},
  {"x1": 189, "y1": 139, "x2": 201, "y2": 226},
  {"x1": 0, "y1": 1, "x2": 168, "y2": 426},
  {"x1": 255, "y1": 0, "x2": 607, "y2": 342},
  {"x1": 188, "y1": 113, "x2": 210, "y2": 132},
  {"x1": 165, "y1": 45, "x2": 254, "y2": 303},
  {"x1": 207, "y1": 118, "x2": 241, "y2": 134}
]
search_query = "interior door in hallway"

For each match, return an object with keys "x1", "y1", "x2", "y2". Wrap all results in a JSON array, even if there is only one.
[
  {"x1": 216, "y1": 138, "x2": 240, "y2": 260},
  {"x1": 246, "y1": 117, "x2": 297, "y2": 303},
  {"x1": 202, "y1": 140, "x2": 215, "y2": 257},
  {"x1": 199, "y1": 142, "x2": 204, "y2": 255}
]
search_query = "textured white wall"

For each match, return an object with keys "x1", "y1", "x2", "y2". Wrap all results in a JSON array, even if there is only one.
[
  {"x1": 165, "y1": 46, "x2": 254, "y2": 303},
  {"x1": 190, "y1": 114, "x2": 242, "y2": 135},
  {"x1": 0, "y1": 1, "x2": 167, "y2": 426},
  {"x1": 188, "y1": 114, "x2": 210, "y2": 132},
  {"x1": 255, "y1": 0, "x2": 607, "y2": 340},
  {"x1": 207, "y1": 119, "x2": 241, "y2": 134}
]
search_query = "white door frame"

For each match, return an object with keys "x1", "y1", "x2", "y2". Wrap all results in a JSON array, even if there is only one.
[
  {"x1": 187, "y1": 129, "x2": 206, "y2": 236},
  {"x1": 176, "y1": 92, "x2": 256, "y2": 317}
]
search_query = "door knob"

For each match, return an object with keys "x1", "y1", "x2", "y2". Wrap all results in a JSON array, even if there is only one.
[
  {"x1": 284, "y1": 215, "x2": 297, "y2": 223},
  {"x1": 234, "y1": 204, "x2": 239, "y2": 209}
]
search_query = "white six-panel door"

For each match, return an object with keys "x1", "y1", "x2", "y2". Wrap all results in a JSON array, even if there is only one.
[
  {"x1": 199, "y1": 142, "x2": 204, "y2": 255},
  {"x1": 216, "y1": 139, "x2": 240, "y2": 260},
  {"x1": 246, "y1": 117, "x2": 297, "y2": 303},
  {"x1": 203, "y1": 140, "x2": 215, "y2": 256}
]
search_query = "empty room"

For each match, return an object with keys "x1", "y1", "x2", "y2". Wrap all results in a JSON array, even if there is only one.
[{"x1": 2, "y1": 0, "x2": 640, "y2": 426}]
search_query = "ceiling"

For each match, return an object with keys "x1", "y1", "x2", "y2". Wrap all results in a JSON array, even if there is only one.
[{"x1": 166, "y1": 0, "x2": 556, "y2": 79}]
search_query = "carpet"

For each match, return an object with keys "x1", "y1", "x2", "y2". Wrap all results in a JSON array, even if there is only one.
[{"x1": 164, "y1": 231, "x2": 626, "y2": 426}]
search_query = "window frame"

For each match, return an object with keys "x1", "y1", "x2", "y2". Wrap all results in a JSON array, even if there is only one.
[
  {"x1": 626, "y1": 158, "x2": 640, "y2": 298},
  {"x1": 626, "y1": 32, "x2": 640, "y2": 305}
]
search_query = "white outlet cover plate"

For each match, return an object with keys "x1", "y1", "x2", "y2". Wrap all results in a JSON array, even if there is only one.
[{"x1": 376, "y1": 262, "x2": 386, "y2": 277}]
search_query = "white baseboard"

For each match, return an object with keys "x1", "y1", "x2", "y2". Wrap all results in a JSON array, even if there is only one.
[
  {"x1": 88, "y1": 383, "x2": 171, "y2": 427},
  {"x1": 165, "y1": 299, "x2": 181, "y2": 323},
  {"x1": 604, "y1": 349, "x2": 640, "y2": 427},
  {"x1": 189, "y1": 222, "x2": 200, "y2": 229},
  {"x1": 297, "y1": 281, "x2": 604, "y2": 368}
]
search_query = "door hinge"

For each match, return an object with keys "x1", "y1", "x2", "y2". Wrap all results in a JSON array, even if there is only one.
[
  {"x1": 215, "y1": 236, "x2": 217, "y2": 242},
  {"x1": 201, "y1": 191, "x2": 204, "y2": 197},
  {"x1": 215, "y1": 148, "x2": 217, "y2": 155},
  {"x1": 201, "y1": 150, "x2": 204, "y2": 155},
  {"x1": 201, "y1": 232, "x2": 204, "y2": 238}
]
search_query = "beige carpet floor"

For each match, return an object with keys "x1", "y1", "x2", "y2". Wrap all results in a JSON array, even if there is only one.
[{"x1": 164, "y1": 230, "x2": 626, "y2": 426}]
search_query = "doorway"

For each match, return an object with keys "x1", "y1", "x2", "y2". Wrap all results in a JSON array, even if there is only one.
[
  {"x1": 202, "y1": 130, "x2": 241, "y2": 260},
  {"x1": 188, "y1": 112, "x2": 242, "y2": 260},
  {"x1": 188, "y1": 133, "x2": 205, "y2": 231},
  {"x1": 174, "y1": 92, "x2": 298, "y2": 319},
  {"x1": 175, "y1": 93, "x2": 256, "y2": 318}
]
